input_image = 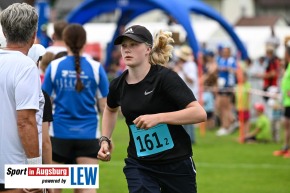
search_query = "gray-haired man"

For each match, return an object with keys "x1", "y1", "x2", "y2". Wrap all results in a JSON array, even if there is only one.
[{"x1": 0, "y1": 3, "x2": 44, "y2": 192}]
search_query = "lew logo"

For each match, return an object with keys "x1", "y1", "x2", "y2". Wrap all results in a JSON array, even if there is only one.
[
  {"x1": 4, "y1": 164, "x2": 99, "y2": 189},
  {"x1": 125, "y1": 28, "x2": 134, "y2": 34}
]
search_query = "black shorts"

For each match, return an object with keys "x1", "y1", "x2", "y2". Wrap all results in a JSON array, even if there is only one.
[
  {"x1": 0, "y1": 184, "x2": 6, "y2": 191},
  {"x1": 0, "y1": 184, "x2": 13, "y2": 192},
  {"x1": 217, "y1": 87, "x2": 235, "y2": 103},
  {"x1": 51, "y1": 137, "x2": 100, "y2": 163},
  {"x1": 206, "y1": 111, "x2": 214, "y2": 119},
  {"x1": 284, "y1": 107, "x2": 290, "y2": 118},
  {"x1": 123, "y1": 157, "x2": 197, "y2": 193},
  {"x1": 217, "y1": 87, "x2": 233, "y2": 96},
  {"x1": 245, "y1": 136, "x2": 269, "y2": 143},
  {"x1": 263, "y1": 87, "x2": 269, "y2": 101}
]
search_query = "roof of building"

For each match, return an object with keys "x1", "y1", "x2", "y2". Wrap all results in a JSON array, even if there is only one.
[
  {"x1": 255, "y1": 0, "x2": 290, "y2": 6},
  {"x1": 235, "y1": 16, "x2": 282, "y2": 27}
]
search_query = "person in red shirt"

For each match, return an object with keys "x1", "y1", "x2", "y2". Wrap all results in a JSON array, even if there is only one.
[{"x1": 256, "y1": 44, "x2": 280, "y2": 101}]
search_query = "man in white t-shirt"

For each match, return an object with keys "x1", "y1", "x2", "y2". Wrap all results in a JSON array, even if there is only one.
[
  {"x1": 0, "y1": 3, "x2": 44, "y2": 192},
  {"x1": 174, "y1": 45, "x2": 199, "y2": 98},
  {"x1": 45, "y1": 20, "x2": 68, "y2": 55},
  {"x1": 173, "y1": 45, "x2": 199, "y2": 144}
]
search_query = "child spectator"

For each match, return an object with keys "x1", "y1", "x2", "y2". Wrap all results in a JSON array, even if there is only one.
[
  {"x1": 233, "y1": 72, "x2": 251, "y2": 134},
  {"x1": 245, "y1": 103, "x2": 271, "y2": 143},
  {"x1": 267, "y1": 86, "x2": 283, "y2": 142}
]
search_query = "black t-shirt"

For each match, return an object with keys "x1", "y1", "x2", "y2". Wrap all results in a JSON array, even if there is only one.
[
  {"x1": 107, "y1": 65, "x2": 196, "y2": 164},
  {"x1": 42, "y1": 90, "x2": 53, "y2": 122}
]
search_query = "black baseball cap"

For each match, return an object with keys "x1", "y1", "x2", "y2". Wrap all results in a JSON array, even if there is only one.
[{"x1": 114, "y1": 25, "x2": 153, "y2": 46}]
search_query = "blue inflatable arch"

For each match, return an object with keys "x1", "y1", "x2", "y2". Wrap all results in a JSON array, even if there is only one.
[
  {"x1": 67, "y1": 0, "x2": 248, "y2": 67},
  {"x1": 184, "y1": 0, "x2": 248, "y2": 59}
]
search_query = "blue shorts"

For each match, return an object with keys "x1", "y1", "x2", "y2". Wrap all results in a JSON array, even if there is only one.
[{"x1": 123, "y1": 157, "x2": 197, "y2": 193}]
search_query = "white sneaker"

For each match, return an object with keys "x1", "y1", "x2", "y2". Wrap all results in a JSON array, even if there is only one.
[
  {"x1": 228, "y1": 121, "x2": 239, "y2": 134},
  {"x1": 216, "y1": 128, "x2": 229, "y2": 136}
]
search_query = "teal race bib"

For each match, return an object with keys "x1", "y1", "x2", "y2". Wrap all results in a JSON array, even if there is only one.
[{"x1": 129, "y1": 124, "x2": 174, "y2": 157}]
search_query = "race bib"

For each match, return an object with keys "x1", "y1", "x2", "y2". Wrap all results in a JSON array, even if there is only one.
[{"x1": 129, "y1": 124, "x2": 174, "y2": 157}]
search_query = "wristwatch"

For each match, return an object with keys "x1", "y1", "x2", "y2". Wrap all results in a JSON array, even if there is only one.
[{"x1": 99, "y1": 136, "x2": 111, "y2": 147}]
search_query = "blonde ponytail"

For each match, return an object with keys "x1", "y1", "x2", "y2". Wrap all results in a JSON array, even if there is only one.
[{"x1": 149, "y1": 30, "x2": 174, "y2": 66}]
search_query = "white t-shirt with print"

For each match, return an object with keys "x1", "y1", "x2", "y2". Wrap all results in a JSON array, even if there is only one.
[
  {"x1": 0, "y1": 50, "x2": 44, "y2": 183},
  {"x1": 178, "y1": 61, "x2": 199, "y2": 99}
]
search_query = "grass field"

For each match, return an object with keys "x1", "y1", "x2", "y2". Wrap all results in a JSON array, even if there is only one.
[{"x1": 65, "y1": 117, "x2": 290, "y2": 193}]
